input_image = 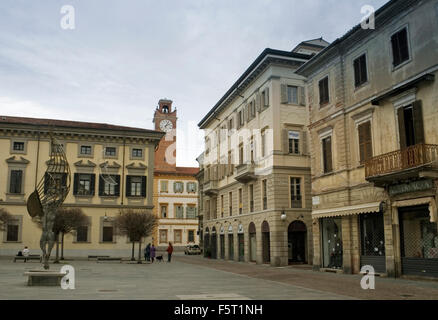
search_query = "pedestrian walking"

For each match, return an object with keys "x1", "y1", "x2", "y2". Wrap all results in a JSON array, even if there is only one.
[
  {"x1": 144, "y1": 243, "x2": 151, "y2": 262},
  {"x1": 150, "y1": 244, "x2": 156, "y2": 263},
  {"x1": 166, "y1": 242, "x2": 173, "y2": 262}
]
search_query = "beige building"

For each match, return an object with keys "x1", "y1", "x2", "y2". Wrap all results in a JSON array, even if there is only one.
[
  {"x1": 152, "y1": 100, "x2": 200, "y2": 251},
  {"x1": 297, "y1": 0, "x2": 438, "y2": 277},
  {"x1": 0, "y1": 116, "x2": 163, "y2": 257},
  {"x1": 198, "y1": 40, "x2": 328, "y2": 266}
]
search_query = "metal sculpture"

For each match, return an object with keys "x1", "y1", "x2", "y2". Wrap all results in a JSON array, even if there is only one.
[{"x1": 27, "y1": 135, "x2": 71, "y2": 269}]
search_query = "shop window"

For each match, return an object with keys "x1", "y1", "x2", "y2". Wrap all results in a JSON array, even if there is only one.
[{"x1": 321, "y1": 217, "x2": 343, "y2": 269}]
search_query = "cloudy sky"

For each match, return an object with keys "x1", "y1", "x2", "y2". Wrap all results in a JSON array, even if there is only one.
[{"x1": 0, "y1": 0, "x2": 388, "y2": 166}]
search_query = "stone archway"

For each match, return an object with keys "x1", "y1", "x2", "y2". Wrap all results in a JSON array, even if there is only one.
[
  {"x1": 261, "y1": 221, "x2": 270, "y2": 263},
  {"x1": 288, "y1": 221, "x2": 307, "y2": 264},
  {"x1": 248, "y1": 222, "x2": 256, "y2": 262}
]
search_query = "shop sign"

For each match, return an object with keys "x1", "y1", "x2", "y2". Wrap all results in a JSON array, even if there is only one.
[{"x1": 388, "y1": 179, "x2": 433, "y2": 196}]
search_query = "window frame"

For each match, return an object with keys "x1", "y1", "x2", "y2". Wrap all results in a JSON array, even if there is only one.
[
  {"x1": 289, "y1": 177, "x2": 303, "y2": 208},
  {"x1": 390, "y1": 25, "x2": 412, "y2": 70},
  {"x1": 353, "y1": 53, "x2": 369, "y2": 88},
  {"x1": 318, "y1": 76, "x2": 330, "y2": 107}
]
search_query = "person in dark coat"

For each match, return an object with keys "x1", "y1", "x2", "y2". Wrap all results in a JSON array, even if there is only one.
[
  {"x1": 166, "y1": 242, "x2": 173, "y2": 262},
  {"x1": 144, "y1": 243, "x2": 151, "y2": 262},
  {"x1": 150, "y1": 244, "x2": 156, "y2": 263}
]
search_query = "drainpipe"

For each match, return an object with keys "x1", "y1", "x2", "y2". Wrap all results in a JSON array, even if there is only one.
[
  {"x1": 34, "y1": 129, "x2": 41, "y2": 189},
  {"x1": 121, "y1": 136, "x2": 126, "y2": 206}
]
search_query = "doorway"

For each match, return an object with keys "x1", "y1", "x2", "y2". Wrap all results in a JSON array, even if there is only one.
[
  {"x1": 262, "y1": 221, "x2": 270, "y2": 263},
  {"x1": 288, "y1": 220, "x2": 307, "y2": 264},
  {"x1": 249, "y1": 222, "x2": 256, "y2": 262}
]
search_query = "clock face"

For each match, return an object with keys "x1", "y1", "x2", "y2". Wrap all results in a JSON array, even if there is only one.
[{"x1": 159, "y1": 119, "x2": 173, "y2": 132}]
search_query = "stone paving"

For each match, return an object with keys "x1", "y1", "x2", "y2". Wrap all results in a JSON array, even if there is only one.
[{"x1": 1, "y1": 254, "x2": 438, "y2": 300}]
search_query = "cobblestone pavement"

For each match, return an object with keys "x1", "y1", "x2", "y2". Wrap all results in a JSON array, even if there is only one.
[
  {"x1": 1, "y1": 254, "x2": 438, "y2": 300},
  {"x1": 177, "y1": 255, "x2": 438, "y2": 300}
]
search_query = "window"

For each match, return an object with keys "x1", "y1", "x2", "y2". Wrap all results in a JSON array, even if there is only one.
[
  {"x1": 261, "y1": 131, "x2": 267, "y2": 157},
  {"x1": 262, "y1": 88, "x2": 269, "y2": 107},
  {"x1": 262, "y1": 179, "x2": 267, "y2": 210},
  {"x1": 45, "y1": 173, "x2": 67, "y2": 195},
  {"x1": 99, "y1": 174, "x2": 120, "y2": 196},
  {"x1": 174, "y1": 230, "x2": 182, "y2": 244},
  {"x1": 160, "y1": 205, "x2": 167, "y2": 218},
  {"x1": 188, "y1": 230, "x2": 195, "y2": 243},
  {"x1": 290, "y1": 177, "x2": 302, "y2": 208},
  {"x1": 249, "y1": 184, "x2": 254, "y2": 213},
  {"x1": 358, "y1": 121, "x2": 373, "y2": 164},
  {"x1": 160, "y1": 180, "x2": 168, "y2": 193},
  {"x1": 102, "y1": 222, "x2": 114, "y2": 242},
  {"x1": 126, "y1": 175, "x2": 146, "y2": 197},
  {"x1": 398, "y1": 101, "x2": 424, "y2": 149},
  {"x1": 221, "y1": 195, "x2": 224, "y2": 217},
  {"x1": 130, "y1": 176, "x2": 142, "y2": 196},
  {"x1": 80, "y1": 145, "x2": 92, "y2": 155},
  {"x1": 174, "y1": 181, "x2": 184, "y2": 193},
  {"x1": 6, "y1": 221, "x2": 19, "y2": 242},
  {"x1": 74, "y1": 174, "x2": 95, "y2": 196},
  {"x1": 239, "y1": 144, "x2": 244, "y2": 165},
  {"x1": 175, "y1": 205, "x2": 184, "y2": 219},
  {"x1": 288, "y1": 131, "x2": 300, "y2": 154},
  {"x1": 160, "y1": 230, "x2": 168, "y2": 243},
  {"x1": 238, "y1": 188, "x2": 243, "y2": 215},
  {"x1": 391, "y1": 28, "x2": 410, "y2": 67},
  {"x1": 354, "y1": 54, "x2": 368, "y2": 87},
  {"x1": 228, "y1": 118, "x2": 233, "y2": 130},
  {"x1": 186, "y1": 206, "x2": 197, "y2": 219},
  {"x1": 319, "y1": 77, "x2": 329, "y2": 106},
  {"x1": 13, "y1": 142, "x2": 25, "y2": 151},
  {"x1": 229, "y1": 192, "x2": 233, "y2": 216},
  {"x1": 187, "y1": 182, "x2": 197, "y2": 193},
  {"x1": 132, "y1": 148, "x2": 143, "y2": 158},
  {"x1": 76, "y1": 225, "x2": 88, "y2": 242},
  {"x1": 105, "y1": 147, "x2": 116, "y2": 157},
  {"x1": 287, "y1": 86, "x2": 298, "y2": 104},
  {"x1": 250, "y1": 100, "x2": 256, "y2": 119},
  {"x1": 322, "y1": 136, "x2": 333, "y2": 173},
  {"x1": 9, "y1": 170, "x2": 22, "y2": 194}
]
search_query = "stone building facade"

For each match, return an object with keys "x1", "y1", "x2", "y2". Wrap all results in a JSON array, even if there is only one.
[
  {"x1": 0, "y1": 116, "x2": 164, "y2": 257},
  {"x1": 297, "y1": 0, "x2": 438, "y2": 277},
  {"x1": 198, "y1": 40, "x2": 328, "y2": 266}
]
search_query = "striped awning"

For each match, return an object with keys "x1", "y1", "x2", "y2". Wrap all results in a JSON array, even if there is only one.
[{"x1": 312, "y1": 201, "x2": 382, "y2": 219}]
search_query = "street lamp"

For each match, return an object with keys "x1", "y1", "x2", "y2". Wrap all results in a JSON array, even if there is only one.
[{"x1": 280, "y1": 209, "x2": 287, "y2": 221}]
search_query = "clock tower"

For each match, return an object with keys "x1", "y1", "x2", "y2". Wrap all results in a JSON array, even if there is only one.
[{"x1": 153, "y1": 99, "x2": 177, "y2": 172}]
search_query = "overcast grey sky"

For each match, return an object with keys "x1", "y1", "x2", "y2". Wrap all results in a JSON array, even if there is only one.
[{"x1": 0, "y1": 0, "x2": 388, "y2": 166}]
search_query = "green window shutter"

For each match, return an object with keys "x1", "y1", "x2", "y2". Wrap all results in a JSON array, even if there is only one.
[
  {"x1": 126, "y1": 175, "x2": 132, "y2": 197},
  {"x1": 115, "y1": 175, "x2": 120, "y2": 197},
  {"x1": 283, "y1": 129, "x2": 289, "y2": 154},
  {"x1": 73, "y1": 173, "x2": 79, "y2": 195},
  {"x1": 299, "y1": 86, "x2": 306, "y2": 106},
  {"x1": 397, "y1": 107, "x2": 407, "y2": 149},
  {"x1": 98, "y1": 175, "x2": 104, "y2": 196},
  {"x1": 141, "y1": 176, "x2": 147, "y2": 197},
  {"x1": 90, "y1": 174, "x2": 96, "y2": 195}
]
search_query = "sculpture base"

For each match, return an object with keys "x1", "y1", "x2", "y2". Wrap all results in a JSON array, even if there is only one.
[{"x1": 24, "y1": 270, "x2": 66, "y2": 286}]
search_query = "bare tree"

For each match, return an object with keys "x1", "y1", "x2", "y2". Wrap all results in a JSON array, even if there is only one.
[
  {"x1": 115, "y1": 208, "x2": 158, "y2": 263},
  {"x1": 0, "y1": 208, "x2": 12, "y2": 231},
  {"x1": 33, "y1": 207, "x2": 88, "y2": 262}
]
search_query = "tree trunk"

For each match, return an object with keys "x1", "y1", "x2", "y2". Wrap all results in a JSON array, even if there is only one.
[
  {"x1": 61, "y1": 233, "x2": 65, "y2": 260},
  {"x1": 137, "y1": 238, "x2": 142, "y2": 264},
  {"x1": 54, "y1": 234, "x2": 60, "y2": 264},
  {"x1": 131, "y1": 241, "x2": 135, "y2": 261}
]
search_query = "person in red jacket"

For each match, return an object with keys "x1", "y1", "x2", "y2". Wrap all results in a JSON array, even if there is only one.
[{"x1": 166, "y1": 242, "x2": 173, "y2": 262}]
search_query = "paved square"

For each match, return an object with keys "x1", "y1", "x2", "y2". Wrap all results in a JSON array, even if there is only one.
[{"x1": 1, "y1": 254, "x2": 438, "y2": 300}]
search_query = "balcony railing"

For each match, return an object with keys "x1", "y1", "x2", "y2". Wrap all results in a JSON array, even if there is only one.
[
  {"x1": 365, "y1": 143, "x2": 438, "y2": 179},
  {"x1": 203, "y1": 180, "x2": 218, "y2": 195},
  {"x1": 235, "y1": 162, "x2": 256, "y2": 183}
]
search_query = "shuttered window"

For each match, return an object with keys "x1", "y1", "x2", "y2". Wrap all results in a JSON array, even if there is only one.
[
  {"x1": 6, "y1": 223, "x2": 19, "y2": 242},
  {"x1": 126, "y1": 175, "x2": 146, "y2": 197},
  {"x1": 354, "y1": 54, "x2": 368, "y2": 87},
  {"x1": 391, "y1": 28, "x2": 410, "y2": 67},
  {"x1": 398, "y1": 101, "x2": 424, "y2": 149},
  {"x1": 9, "y1": 170, "x2": 22, "y2": 194},
  {"x1": 175, "y1": 205, "x2": 184, "y2": 218},
  {"x1": 319, "y1": 77, "x2": 329, "y2": 106},
  {"x1": 288, "y1": 131, "x2": 300, "y2": 154},
  {"x1": 99, "y1": 174, "x2": 120, "y2": 196},
  {"x1": 322, "y1": 136, "x2": 333, "y2": 173},
  {"x1": 358, "y1": 121, "x2": 373, "y2": 164},
  {"x1": 290, "y1": 177, "x2": 302, "y2": 208},
  {"x1": 74, "y1": 173, "x2": 95, "y2": 196}
]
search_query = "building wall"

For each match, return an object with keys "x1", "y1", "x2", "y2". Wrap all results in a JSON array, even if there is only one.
[{"x1": 0, "y1": 127, "x2": 159, "y2": 257}]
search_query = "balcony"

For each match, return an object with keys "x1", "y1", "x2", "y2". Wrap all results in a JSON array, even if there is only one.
[
  {"x1": 365, "y1": 143, "x2": 438, "y2": 187},
  {"x1": 203, "y1": 180, "x2": 218, "y2": 196},
  {"x1": 235, "y1": 163, "x2": 257, "y2": 183}
]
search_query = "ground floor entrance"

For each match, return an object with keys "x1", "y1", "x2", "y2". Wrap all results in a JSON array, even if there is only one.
[
  {"x1": 262, "y1": 221, "x2": 270, "y2": 264},
  {"x1": 228, "y1": 234, "x2": 234, "y2": 260},
  {"x1": 288, "y1": 221, "x2": 307, "y2": 264},
  {"x1": 360, "y1": 213, "x2": 386, "y2": 273},
  {"x1": 399, "y1": 205, "x2": 438, "y2": 277},
  {"x1": 220, "y1": 234, "x2": 225, "y2": 259},
  {"x1": 238, "y1": 234, "x2": 244, "y2": 261},
  {"x1": 321, "y1": 217, "x2": 343, "y2": 269}
]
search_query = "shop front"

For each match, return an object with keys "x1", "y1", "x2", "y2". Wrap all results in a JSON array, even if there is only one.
[
  {"x1": 238, "y1": 224, "x2": 244, "y2": 261},
  {"x1": 320, "y1": 217, "x2": 343, "y2": 269},
  {"x1": 211, "y1": 227, "x2": 217, "y2": 259},
  {"x1": 204, "y1": 228, "x2": 210, "y2": 258},
  {"x1": 228, "y1": 225, "x2": 234, "y2": 260},
  {"x1": 360, "y1": 213, "x2": 386, "y2": 273},
  {"x1": 396, "y1": 202, "x2": 438, "y2": 277},
  {"x1": 220, "y1": 226, "x2": 225, "y2": 259}
]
